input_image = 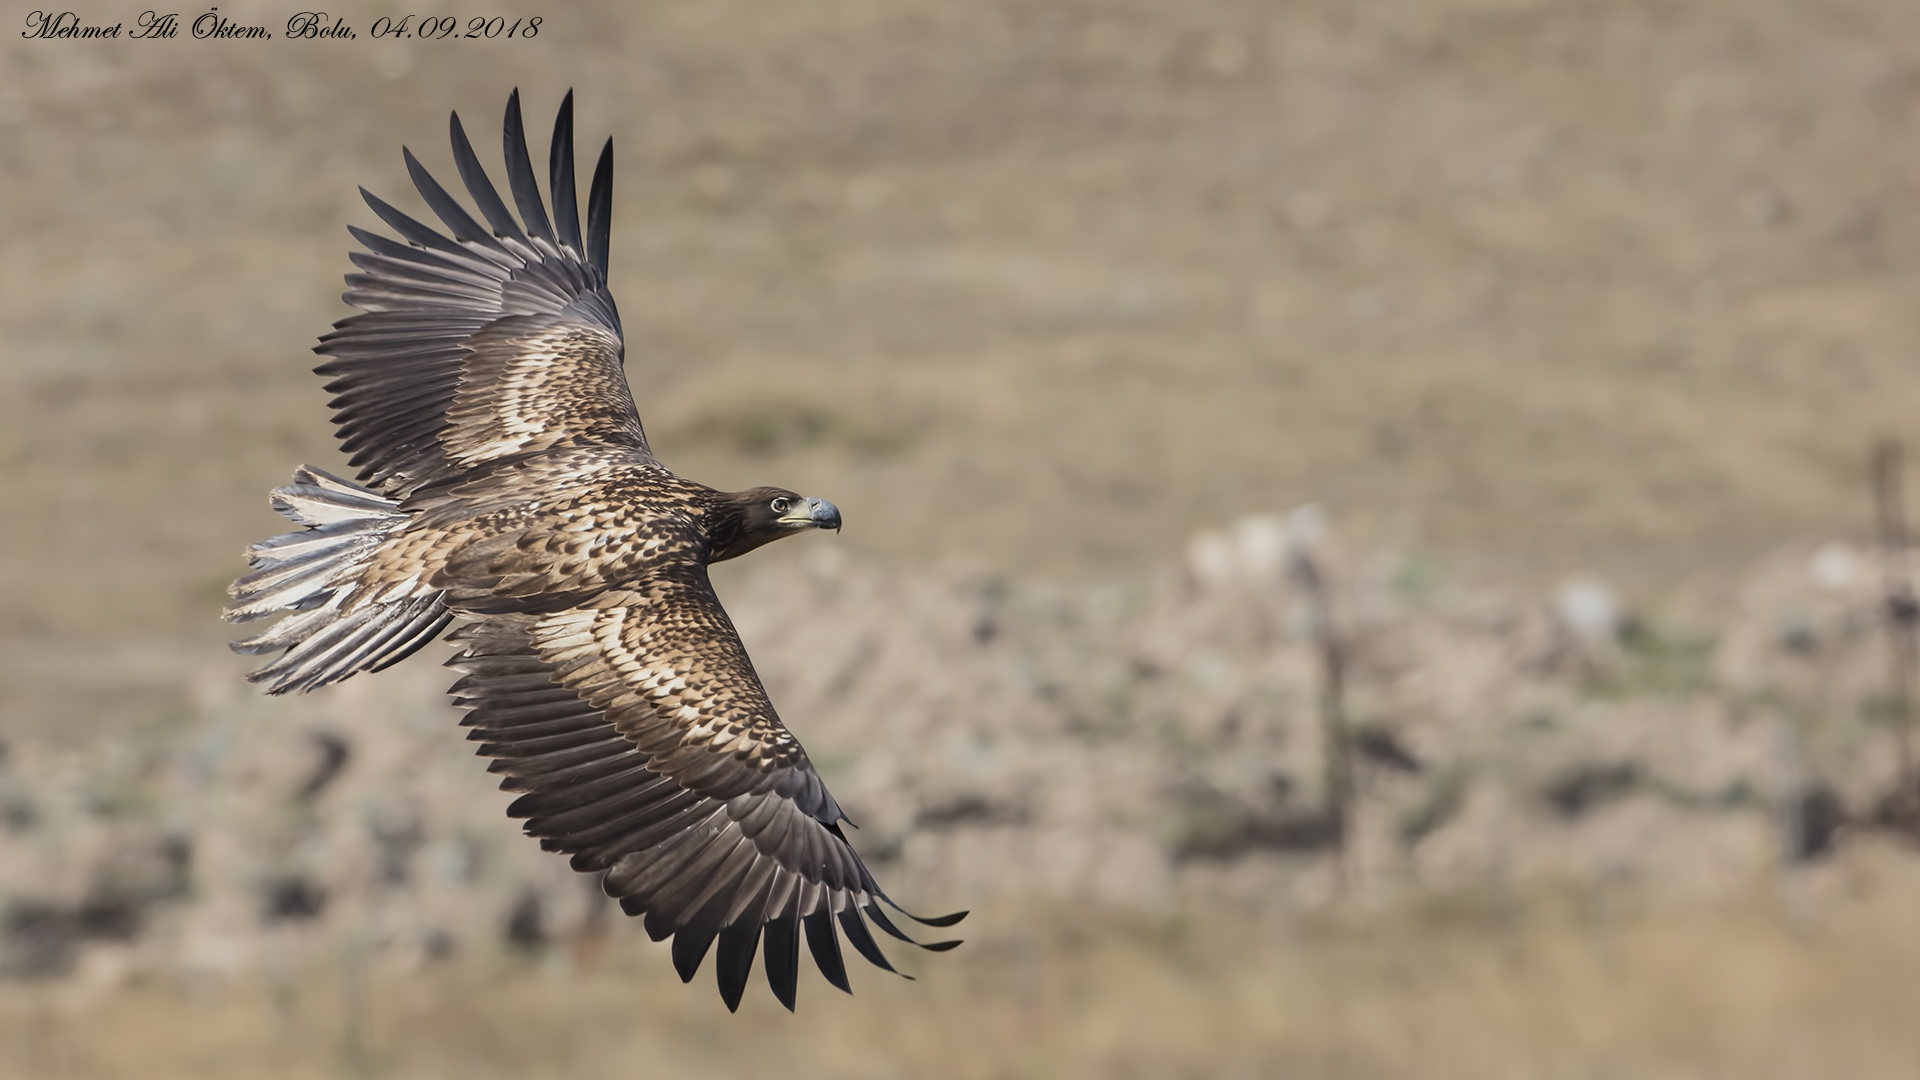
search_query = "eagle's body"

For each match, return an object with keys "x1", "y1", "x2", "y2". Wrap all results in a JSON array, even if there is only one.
[{"x1": 226, "y1": 91, "x2": 959, "y2": 1012}]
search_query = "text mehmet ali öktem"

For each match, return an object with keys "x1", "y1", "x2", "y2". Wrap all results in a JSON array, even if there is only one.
[{"x1": 22, "y1": 10, "x2": 274, "y2": 40}]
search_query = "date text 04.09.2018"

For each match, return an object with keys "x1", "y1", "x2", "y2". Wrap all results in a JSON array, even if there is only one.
[{"x1": 364, "y1": 15, "x2": 541, "y2": 39}]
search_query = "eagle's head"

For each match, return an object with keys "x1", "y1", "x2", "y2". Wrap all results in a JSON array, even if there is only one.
[{"x1": 706, "y1": 485, "x2": 842, "y2": 563}]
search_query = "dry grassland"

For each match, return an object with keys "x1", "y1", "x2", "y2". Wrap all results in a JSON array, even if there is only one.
[{"x1": 8, "y1": 873, "x2": 1920, "y2": 1080}]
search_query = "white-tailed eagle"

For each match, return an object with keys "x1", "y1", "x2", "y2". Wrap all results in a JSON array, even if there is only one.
[{"x1": 226, "y1": 90, "x2": 962, "y2": 1011}]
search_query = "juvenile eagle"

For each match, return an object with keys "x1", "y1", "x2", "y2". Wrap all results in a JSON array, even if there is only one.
[{"x1": 226, "y1": 90, "x2": 961, "y2": 1011}]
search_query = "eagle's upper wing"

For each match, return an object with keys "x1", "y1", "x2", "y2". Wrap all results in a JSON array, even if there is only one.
[
  {"x1": 447, "y1": 571, "x2": 963, "y2": 1011},
  {"x1": 318, "y1": 90, "x2": 648, "y2": 499}
]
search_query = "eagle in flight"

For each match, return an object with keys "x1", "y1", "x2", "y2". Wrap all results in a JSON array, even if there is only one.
[{"x1": 225, "y1": 90, "x2": 961, "y2": 1011}]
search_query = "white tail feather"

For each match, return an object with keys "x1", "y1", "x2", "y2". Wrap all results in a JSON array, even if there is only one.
[{"x1": 228, "y1": 466, "x2": 451, "y2": 694}]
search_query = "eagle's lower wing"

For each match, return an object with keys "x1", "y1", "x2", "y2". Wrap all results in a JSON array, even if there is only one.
[
  {"x1": 318, "y1": 90, "x2": 648, "y2": 498},
  {"x1": 447, "y1": 574, "x2": 962, "y2": 1011}
]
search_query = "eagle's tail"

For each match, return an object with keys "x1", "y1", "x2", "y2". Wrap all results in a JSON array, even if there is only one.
[{"x1": 226, "y1": 466, "x2": 452, "y2": 695}]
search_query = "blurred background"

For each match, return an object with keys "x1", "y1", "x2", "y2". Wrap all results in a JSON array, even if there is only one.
[{"x1": 7, "y1": 0, "x2": 1920, "y2": 1075}]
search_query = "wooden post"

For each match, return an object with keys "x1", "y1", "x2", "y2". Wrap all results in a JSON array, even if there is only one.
[
  {"x1": 1770, "y1": 710, "x2": 1809, "y2": 929},
  {"x1": 1873, "y1": 439, "x2": 1919, "y2": 812},
  {"x1": 1292, "y1": 548, "x2": 1353, "y2": 891}
]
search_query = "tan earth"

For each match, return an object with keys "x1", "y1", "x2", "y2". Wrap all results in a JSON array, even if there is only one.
[{"x1": 6, "y1": 0, "x2": 1920, "y2": 1076}]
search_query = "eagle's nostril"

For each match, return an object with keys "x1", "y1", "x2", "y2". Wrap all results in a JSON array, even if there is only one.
[{"x1": 808, "y1": 498, "x2": 842, "y2": 531}]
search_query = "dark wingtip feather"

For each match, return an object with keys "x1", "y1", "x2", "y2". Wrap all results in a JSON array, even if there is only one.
[
  {"x1": 714, "y1": 920, "x2": 761, "y2": 1013},
  {"x1": 358, "y1": 186, "x2": 465, "y2": 259},
  {"x1": 403, "y1": 145, "x2": 504, "y2": 253},
  {"x1": 763, "y1": 918, "x2": 801, "y2": 1012},
  {"x1": 587, "y1": 137, "x2": 613, "y2": 277},
  {"x1": 641, "y1": 910, "x2": 677, "y2": 943},
  {"x1": 864, "y1": 903, "x2": 961, "y2": 951},
  {"x1": 895, "y1": 904, "x2": 969, "y2": 929},
  {"x1": 503, "y1": 88, "x2": 556, "y2": 243},
  {"x1": 803, "y1": 910, "x2": 852, "y2": 994},
  {"x1": 672, "y1": 926, "x2": 716, "y2": 984},
  {"x1": 448, "y1": 109, "x2": 527, "y2": 244},
  {"x1": 550, "y1": 91, "x2": 583, "y2": 257},
  {"x1": 838, "y1": 908, "x2": 908, "y2": 979}
]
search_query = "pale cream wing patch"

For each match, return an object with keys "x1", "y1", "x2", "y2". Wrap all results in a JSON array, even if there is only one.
[
  {"x1": 441, "y1": 315, "x2": 646, "y2": 469},
  {"x1": 526, "y1": 579, "x2": 810, "y2": 785}
]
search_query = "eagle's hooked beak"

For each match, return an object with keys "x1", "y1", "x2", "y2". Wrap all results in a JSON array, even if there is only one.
[{"x1": 780, "y1": 497, "x2": 841, "y2": 533}]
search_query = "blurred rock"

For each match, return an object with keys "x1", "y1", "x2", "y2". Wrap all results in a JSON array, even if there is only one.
[
  {"x1": 1, "y1": 902, "x2": 76, "y2": 978},
  {"x1": 1185, "y1": 529, "x2": 1237, "y2": 590},
  {"x1": 503, "y1": 888, "x2": 545, "y2": 954},
  {"x1": 1231, "y1": 514, "x2": 1288, "y2": 583},
  {"x1": 1787, "y1": 784, "x2": 1848, "y2": 863},
  {"x1": 296, "y1": 730, "x2": 351, "y2": 802},
  {"x1": 1553, "y1": 574, "x2": 1621, "y2": 642},
  {"x1": 1352, "y1": 723, "x2": 1422, "y2": 775},
  {"x1": 260, "y1": 876, "x2": 326, "y2": 922},
  {"x1": 1284, "y1": 504, "x2": 1329, "y2": 569},
  {"x1": 1810, "y1": 544, "x2": 1857, "y2": 591},
  {"x1": 1542, "y1": 761, "x2": 1643, "y2": 819}
]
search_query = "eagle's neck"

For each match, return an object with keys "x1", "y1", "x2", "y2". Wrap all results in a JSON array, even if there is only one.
[{"x1": 698, "y1": 491, "x2": 770, "y2": 564}]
